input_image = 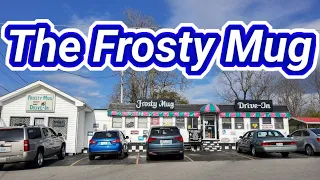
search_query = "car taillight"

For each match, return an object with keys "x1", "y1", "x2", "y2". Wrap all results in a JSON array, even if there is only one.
[
  {"x1": 148, "y1": 137, "x2": 157, "y2": 143},
  {"x1": 24, "y1": 140, "x2": 29, "y2": 151},
  {"x1": 317, "y1": 138, "x2": 320, "y2": 143},
  {"x1": 89, "y1": 139, "x2": 97, "y2": 145},
  {"x1": 288, "y1": 141, "x2": 296, "y2": 145},
  {"x1": 112, "y1": 138, "x2": 121, "y2": 143},
  {"x1": 261, "y1": 142, "x2": 270, "y2": 146},
  {"x1": 174, "y1": 136, "x2": 184, "y2": 142}
]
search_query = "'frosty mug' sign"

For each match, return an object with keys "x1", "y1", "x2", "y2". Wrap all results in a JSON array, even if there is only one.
[
  {"x1": 135, "y1": 99, "x2": 175, "y2": 111},
  {"x1": 234, "y1": 100, "x2": 273, "y2": 112},
  {"x1": 26, "y1": 94, "x2": 55, "y2": 113}
]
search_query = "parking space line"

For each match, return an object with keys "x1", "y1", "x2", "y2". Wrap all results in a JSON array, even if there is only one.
[
  {"x1": 221, "y1": 151, "x2": 256, "y2": 160},
  {"x1": 70, "y1": 157, "x2": 88, "y2": 166},
  {"x1": 136, "y1": 153, "x2": 140, "y2": 164},
  {"x1": 185, "y1": 155, "x2": 194, "y2": 162}
]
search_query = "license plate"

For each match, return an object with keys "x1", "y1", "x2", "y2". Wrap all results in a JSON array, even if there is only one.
[
  {"x1": 0, "y1": 147, "x2": 11, "y2": 153},
  {"x1": 100, "y1": 142, "x2": 108, "y2": 145},
  {"x1": 276, "y1": 143, "x2": 283, "y2": 146},
  {"x1": 160, "y1": 140, "x2": 172, "y2": 145}
]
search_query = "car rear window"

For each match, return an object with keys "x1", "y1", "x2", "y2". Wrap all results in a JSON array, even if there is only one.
[
  {"x1": 150, "y1": 127, "x2": 180, "y2": 136},
  {"x1": 93, "y1": 131, "x2": 118, "y2": 139},
  {"x1": 257, "y1": 131, "x2": 284, "y2": 138},
  {"x1": 0, "y1": 128, "x2": 24, "y2": 141},
  {"x1": 311, "y1": 129, "x2": 320, "y2": 136}
]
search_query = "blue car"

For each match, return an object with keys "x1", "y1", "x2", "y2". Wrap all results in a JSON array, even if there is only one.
[
  {"x1": 146, "y1": 126, "x2": 184, "y2": 160},
  {"x1": 88, "y1": 130, "x2": 129, "y2": 160}
]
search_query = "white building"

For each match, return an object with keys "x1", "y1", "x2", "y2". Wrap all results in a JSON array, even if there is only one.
[{"x1": 0, "y1": 81, "x2": 93, "y2": 154}]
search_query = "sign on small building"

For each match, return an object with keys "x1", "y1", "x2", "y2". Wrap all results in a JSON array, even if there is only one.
[
  {"x1": 135, "y1": 99, "x2": 175, "y2": 111},
  {"x1": 26, "y1": 94, "x2": 55, "y2": 113},
  {"x1": 234, "y1": 100, "x2": 273, "y2": 112}
]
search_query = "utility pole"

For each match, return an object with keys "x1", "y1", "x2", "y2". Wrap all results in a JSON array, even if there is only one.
[{"x1": 120, "y1": 26, "x2": 161, "y2": 104}]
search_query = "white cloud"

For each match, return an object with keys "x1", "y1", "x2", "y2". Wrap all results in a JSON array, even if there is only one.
[
  {"x1": 68, "y1": 14, "x2": 110, "y2": 34},
  {"x1": 42, "y1": 73, "x2": 98, "y2": 87},
  {"x1": 165, "y1": 0, "x2": 314, "y2": 28},
  {"x1": 88, "y1": 91, "x2": 105, "y2": 98}
]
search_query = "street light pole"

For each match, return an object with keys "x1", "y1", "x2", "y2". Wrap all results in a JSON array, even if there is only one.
[{"x1": 119, "y1": 26, "x2": 161, "y2": 104}]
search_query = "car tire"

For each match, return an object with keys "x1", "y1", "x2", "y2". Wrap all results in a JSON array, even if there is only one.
[
  {"x1": 146, "y1": 154, "x2": 152, "y2": 161},
  {"x1": 281, "y1": 152, "x2": 289, "y2": 158},
  {"x1": 0, "y1": 164, "x2": 4, "y2": 170},
  {"x1": 236, "y1": 144, "x2": 242, "y2": 153},
  {"x1": 178, "y1": 153, "x2": 184, "y2": 160},
  {"x1": 251, "y1": 146, "x2": 257, "y2": 157},
  {"x1": 33, "y1": 150, "x2": 44, "y2": 168},
  {"x1": 57, "y1": 144, "x2": 66, "y2": 160},
  {"x1": 118, "y1": 148, "x2": 125, "y2": 160},
  {"x1": 89, "y1": 155, "x2": 95, "y2": 161},
  {"x1": 305, "y1": 145, "x2": 315, "y2": 156}
]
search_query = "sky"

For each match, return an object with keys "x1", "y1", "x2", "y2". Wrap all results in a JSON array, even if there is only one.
[{"x1": 1, "y1": 0, "x2": 320, "y2": 108}]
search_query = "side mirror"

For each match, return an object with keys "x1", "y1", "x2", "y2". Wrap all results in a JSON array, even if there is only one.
[
  {"x1": 57, "y1": 133, "x2": 62, "y2": 136},
  {"x1": 239, "y1": 136, "x2": 243, "y2": 139},
  {"x1": 125, "y1": 136, "x2": 129, "y2": 139},
  {"x1": 287, "y1": 135, "x2": 292, "y2": 137}
]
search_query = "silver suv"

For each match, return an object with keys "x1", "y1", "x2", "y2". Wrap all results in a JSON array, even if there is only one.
[{"x1": 0, "y1": 125, "x2": 66, "y2": 170}]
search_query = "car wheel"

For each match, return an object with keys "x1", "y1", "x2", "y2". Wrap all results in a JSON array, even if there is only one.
[
  {"x1": 146, "y1": 154, "x2": 152, "y2": 161},
  {"x1": 177, "y1": 153, "x2": 184, "y2": 160},
  {"x1": 57, "y1": 144, "x2": 66, "y2": 160},
  {"x1": 251, "y1": 146, "x2": 257, "y2": 157},
  {"x1": 236, "y1": 144, "x2": 242, "y2": 153},
  {"x1": 89, "y1": 155, "x2": 95, "y2": 160},
  {"x1": 0, "y1": 164, "x2": 4, "y2": 170},
  {"x1": 281, "y1": 152, "x2": 289, "y2": 158},
  {"x1": 33, "y1": 150, "x2": 44, "y2": 168},
  {"x1": 305, "y1": 145, "x2": 315, "y2": 156},
  {"x1": 118, "y1": 148, "x2": 125, "y2": 159}
]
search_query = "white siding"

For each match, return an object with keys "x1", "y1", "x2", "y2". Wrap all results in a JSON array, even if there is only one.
[
  {"x1": 76, "y1": 109, "x2": 86, "y2": 153},
  {"x1": 0, "y1": 86, "x2": 78, "y2": 154}
]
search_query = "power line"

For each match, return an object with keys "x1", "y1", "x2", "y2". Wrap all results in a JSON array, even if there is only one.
[
  {"x1": 0, "y1": 85, "x2": 10, "y2": 92},
  {"x1": 0, "y1": 68, "x2": 23, "y2": 86},
  {"x1": 0, "y1": 51, "x2": 29, "y2": 85},
  {"x1": 59, "y1": 70, "x2": 118, "y2": 79}
]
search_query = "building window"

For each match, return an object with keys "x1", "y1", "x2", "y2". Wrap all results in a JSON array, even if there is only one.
[
  {"x1": 163, "y1": 117, "x2": 173, "y2": 126},
  {"x1": 151, "y1": 117, "x2": 160, "y2": 127},
  {"x1": 48, "y1": 117, "x2": 68, "y2": 140},
  {"x1": 138, "y1": 117, "x2": 148, "y2": 128},
  {"x1": 125, "y1": 117, "x2": 135, "y2": 128},
  {"x1": 262, "y1": 118, "x2": 271, "y2": 124},
  {"x1": 235, "y1": 118, "x2": 244, "y2": 129},
  {"x1": 275, "y1": 118, "x2": 284, "y2": 129},
  {"x1": 175, "y1": 117, "x2": 185, "y2": 129},
  {"x1": 251, "y1": 118, "x2": 260, "y2": 129},
  {"x1": 112, "y1": 117, "x2": 122, "y2": 128},
  {"x1": 222, "y1": 118, "x2": 232, "y2": 129},
  {"x1": 187, "y1": 117, "x2": 198, "y2": 129},
  {"x1": 10, "y1": 117, "x2": 30, "y2": 126}
]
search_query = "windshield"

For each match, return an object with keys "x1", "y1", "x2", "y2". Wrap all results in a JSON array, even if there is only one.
[
  {"x1": 257, "y1": 131, "x2": 284, "y2": 138},
  {"x1": 93, "y1": 131, "x2": 118, "y2": 139},
  {"x1": 311, "y1": 129, "x2": 320, "y2": 136},
  {"x1": 150, "y1": 127, "x2": 180, "y2": 136},
  {"x1": 0, "y1": 128, "x2": 24, "y2": 141}
]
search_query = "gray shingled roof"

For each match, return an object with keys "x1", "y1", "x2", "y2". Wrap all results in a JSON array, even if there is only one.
[{"x1": 108, "y1": 103, "x2": 289, "y2": 112}]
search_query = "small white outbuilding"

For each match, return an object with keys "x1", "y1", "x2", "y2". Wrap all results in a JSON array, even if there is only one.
[{"x1": 0, "y1": 81, "x2": 93, "y2": 154}]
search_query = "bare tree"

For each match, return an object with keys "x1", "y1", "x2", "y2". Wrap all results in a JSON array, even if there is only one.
[
  {"x1": 216, "y1": 71, "x2": 276, "y2": 103},
  {"x1": 274, "y1": 78, "x2": 306, "y2": 117},
  {"x1": 108, "y1": 9, "x2": 192, "y2": 104}
]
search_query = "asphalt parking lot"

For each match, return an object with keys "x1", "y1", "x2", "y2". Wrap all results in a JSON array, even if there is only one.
[{"x1": 1, "y1": 150, "x2": 319, "y2": 171}]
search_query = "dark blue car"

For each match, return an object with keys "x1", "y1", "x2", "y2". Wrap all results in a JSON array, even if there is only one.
[
  {"x1": 88, "y1": 130, "x2": 129, "y2": 160},
  {"x1": 146, "y1": 126, "x2": 184, "y2": 160}
]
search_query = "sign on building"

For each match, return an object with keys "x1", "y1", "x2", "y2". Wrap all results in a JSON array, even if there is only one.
[
  {"x1": 234, "y1": 100, "x2": 273, "y2": 112},
  {"x1": 26, "y1": 94, "x2": 55, "y2": 113},
  {"x1": 135, "y1": 99, "x2": 175, "y2": 111}
]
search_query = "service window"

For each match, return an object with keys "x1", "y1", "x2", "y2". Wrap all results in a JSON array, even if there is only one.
[
  {"x1": 175, "y1": 117, "x2": 185, "y2": 129},
  {"x1": 250, "y1": 118, "x2": 260, "y2": 129},
  {"x1": 235, "y1": 118, "x2": 244, "y2": 129},
  {"x1": 138, "y1": 117, "x2": 148, "y2": 128},
  {"x1": 274, "y1": 118, "x2": 284, "y2": 129},
  {"x1": 222, "y1": 118, "x2": 232, "y2": 129},
  {"x1": 163, "y1": 117, "x2": 173, "y2": 126},
  {"x1": 27, "y1": 128, "x2": 42, "y2": 139},
  {"x1": 262, "y1": 118, "x2": 271, "y2": 124},
  {"x1": 187, "y1": 117, "x2": 198, "y2": 129},
  {"x1": 112, "y1": 117, "x2": 123, "y2": 128},
  {"x1": 125, "y1": 117, "x2": 135, "y2": 128},
  {"x1": 151, "y1": 117, "x2": 160, "y2": 127},
  {"x1": 10, "y1": 117, "x2": 30, "y2": 126}
]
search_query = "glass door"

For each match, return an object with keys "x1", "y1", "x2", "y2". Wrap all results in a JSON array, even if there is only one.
[
  {"x1": 34, "y1": 118, "x2": 45, "y2": 125},
  {"x1": 203, "y1": 116, "x2": 216, "y2": 139}
]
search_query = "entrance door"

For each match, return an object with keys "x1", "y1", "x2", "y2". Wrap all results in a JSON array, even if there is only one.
[
  {"x1": 34, "y1": 118, "x2": 45, "y2": 126},
  {"x1": 204, "y1": 116, "x2": 216, "y2": 139}
]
